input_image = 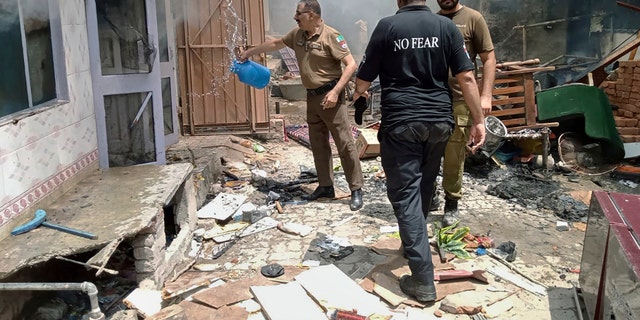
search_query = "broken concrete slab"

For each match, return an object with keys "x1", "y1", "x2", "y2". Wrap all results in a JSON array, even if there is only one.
[
  {"x1": 197, "y1": 193, "x2": 247, "y2": 220},
  {"x1": 295, "y1": 264, "x2": 392, "y2": 318},
  {"x1": 146, "y1": 305, "x2": 186, "y2": 320},
  {"x1": 0, "y1": 163, "x2": 194, "y2": 280},
  {"x1": 192, "y1": 278, "x2": 254, "y2": 309},
  {"x1": 251, "y1": 282, "x2": 326, "y2": 320},
  {"x1": 123, "y1": 288, "x2": 163, "y2": 318},
  {"x1": 439, "y1": 291, "x2": 484, "y2": 315},
  {"x1": 178, "y1": 300, "x2": 249, "y2": 320},
  {"x1": 162, "y1": 271, "x2": 223, "y2": 300}
]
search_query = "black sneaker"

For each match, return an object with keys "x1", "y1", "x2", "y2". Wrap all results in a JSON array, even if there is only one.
[{"x1": 399, "y1": 275, "x2": 437, "y2": 302}]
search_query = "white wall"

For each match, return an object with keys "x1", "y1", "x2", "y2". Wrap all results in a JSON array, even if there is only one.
[{"x1": 0, "y1": 0, "x2": 98, "y2": 231}]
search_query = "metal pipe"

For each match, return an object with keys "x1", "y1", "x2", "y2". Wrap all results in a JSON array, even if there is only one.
[{"x1": 0, "y1": 282, "x2": 105, "y2": 320}]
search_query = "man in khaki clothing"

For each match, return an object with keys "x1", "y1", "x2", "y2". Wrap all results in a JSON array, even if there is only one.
[
  {"x1": 436, "y1": 0, "x2": 496, "y2": 226},
  {"x1": 240, "y1": 0, "x2": 364, "y2": 211}
]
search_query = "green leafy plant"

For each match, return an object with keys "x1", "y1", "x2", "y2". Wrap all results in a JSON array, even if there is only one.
[{"x1": 434, "y1": 220, "x2": 473, "y2": 259}]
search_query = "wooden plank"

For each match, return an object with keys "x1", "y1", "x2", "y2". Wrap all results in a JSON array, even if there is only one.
[
  {"x1": 523, "y1": 73, "x2": 537, "y2": 125},
  {"x1": 492, "y1": 96, "x2": 525, "y2": 106},
  {"x1": 250, "y1": 282, "x2": 327, "y2": 320},
  {"x1": 496, "y1": 66, "x2": 555, "y2": 76},
  {"x1": 501, "y1": 118, "x2": 527, "y2": 127},
  {"x1": 295, "y1": 264, "x2": 391, "y2": 317},
  {"x1": 493, "y1": 86, "x2": 524, "y2": 95},
  {"x1": 491, "y1": 107, "x2": 526, "y2": 117},
  {"x1": 494, "y1": 77, "x2": 521, "y2": 85}
]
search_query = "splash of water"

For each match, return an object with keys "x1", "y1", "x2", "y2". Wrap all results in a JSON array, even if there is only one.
[{"x1": 189, "y1": 0, "x2": 248, "y2": 99}]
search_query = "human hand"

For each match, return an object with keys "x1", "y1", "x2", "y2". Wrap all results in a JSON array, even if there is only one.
[
  {"x1": 352, "y1": 90, "x2": 369, "y2": 102},
  {"x1": 322, "y1": 90, "x2": 339, "y2": 109},
  {"x1": 238, "y1": 50, "x2": 251, "y2": 62},
  {"x1": 481, "y1": 96, "x2": 493, "y2": 115},
  {"x1": 467, "y1": 122, "x2": 486, "y2": 154}
]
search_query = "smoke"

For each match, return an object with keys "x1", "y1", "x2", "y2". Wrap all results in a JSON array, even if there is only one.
[
  {"x1": 0, "y1": 0, "x2": 52, "y2": 33},
  {"x1": 0, "y1": 0, "x2": 19, "y2": 33},
  {"x1": 267, "y1": 0, "x2": 441, "y2": 59}
]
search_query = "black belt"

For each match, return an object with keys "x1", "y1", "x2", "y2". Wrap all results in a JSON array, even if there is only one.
[{"x1": 307, "y1": 79, "x2": 339, "y2": 96}]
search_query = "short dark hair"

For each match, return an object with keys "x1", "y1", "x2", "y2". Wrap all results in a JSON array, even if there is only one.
[{"x1": 299, "y1": 0, "x2": 321, "y2": 16}]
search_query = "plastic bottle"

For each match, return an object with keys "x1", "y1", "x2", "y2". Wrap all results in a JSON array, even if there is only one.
[{"x1": 230, "y1": 60, "x2": 271, "y2": 89}]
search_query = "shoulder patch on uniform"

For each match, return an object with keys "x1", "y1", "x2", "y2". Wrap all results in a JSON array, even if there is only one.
[
  {"x1": 336, "y1": 34, "x2": 348, "y2": 49},
  {"x1": 463, "y1": 43, "x2": 471, "y2": 60}
]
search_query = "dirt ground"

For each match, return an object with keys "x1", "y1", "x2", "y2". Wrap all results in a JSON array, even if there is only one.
[{"x1": 161, "y1": 96, "x2": 640, "y2": 320}]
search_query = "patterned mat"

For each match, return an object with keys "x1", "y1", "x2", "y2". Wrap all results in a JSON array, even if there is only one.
[{"x1": 286, "y1": 125, "x2": 360, "y2": 155}]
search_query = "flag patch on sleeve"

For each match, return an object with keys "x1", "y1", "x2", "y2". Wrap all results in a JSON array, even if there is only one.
[{"x1": 336, "y1": 34, "x2": 348, "y2": 49}]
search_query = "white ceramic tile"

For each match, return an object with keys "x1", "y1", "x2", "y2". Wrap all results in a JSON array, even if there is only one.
[
  {"x1": 63, "y1": 25, "x2": 83, "y2": 75},
  {"x1": 0, "y1": 162, "x2": 7, "y2": 206},
  {"x1": 60, "y1": 0, "x2": 86, "y2": 26},
  {"x1": 57, "y1": 118, "x2": 98, "y2": 167},
  {"x1": 68, "y1": 72, "x2": 96, "y2": 119}
]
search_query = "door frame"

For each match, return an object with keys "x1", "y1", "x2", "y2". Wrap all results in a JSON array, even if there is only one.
[
  {"x1": 157, "y1": 0, "x2": 180, "y2": 146},
  {"x1": 86, "y1": 0, "x2": 166, "y2": 168}
]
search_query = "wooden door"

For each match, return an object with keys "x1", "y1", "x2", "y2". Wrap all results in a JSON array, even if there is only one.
[{"x1": 176, "y1": 0, "x2": 269, "y2": 135}]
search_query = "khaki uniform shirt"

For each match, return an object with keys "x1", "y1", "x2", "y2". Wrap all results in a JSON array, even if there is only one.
[
  {"x1": 439, "y1": 6, "x2": 494, "y2": 101},
  {"x1": 282, "y1": 24, "x2": 350, "y2": 89}
]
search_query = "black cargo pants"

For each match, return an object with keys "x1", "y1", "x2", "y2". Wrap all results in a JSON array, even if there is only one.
[{"x1": 379, "y1": 121, "x2": 453, "y2": 284}]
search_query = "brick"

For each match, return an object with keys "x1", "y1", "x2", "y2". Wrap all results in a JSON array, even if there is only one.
[
  {"x1": 135, "y1": 253, "x2": 164, "y2": 273},
  {"x1": 621, "y1": 135, "x2": 634, "y2": 143},
  {"x1": 624, "y1": 104, "x2": 639, "y2": 114},
  {"x1": 132, "y1": 233, "x2": 157, "y2": 248},
  {"x1": 619, "y1": 61, "x2": 635, "y2": 67},
  {"x1": 633, "y1": 74, "x2": 640, "y2": 81},
  {"x1": 635, "y1": 67, "x2": 640, "y2": 74},
  {"x1": 617, "y1": 84, "x2": 631, "y2": 93},
  {"x1": 615, "y1": 117, "x2": 626, "y2": 127},
  {"x1": 618, "y1": 127, "x2": 640, "y2": 135},
  {"x1": 621, "y1": 135, "x2": 640, "y2": 143},
  {"x1": 605, "y1": 88, "x2": 616, "y2": 96},
  {"x1": 600, "y1": 81, "x2": 610, "y2": 88},
  {"x1": 630, "y1": 93, "x2": 640, "y2": 101},
  {"x1": 632, "y1": 85, "x2": 640, "y2": 93},
  {"x1": 628, "y1": 118, "x2": 639, "y2": 127},
  {"x1": 621, "y1": 91, "x2": 630, "y2": 99},
  {"x1": 623, "y1": 110, "x2": 634, "y2": 118}
]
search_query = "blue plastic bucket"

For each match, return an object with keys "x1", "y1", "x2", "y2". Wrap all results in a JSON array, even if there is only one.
[{"x1": 231, "y1": 60, "x2": 271, "y2": 89}]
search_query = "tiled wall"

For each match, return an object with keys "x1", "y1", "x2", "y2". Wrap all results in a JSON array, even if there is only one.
[{"x1": 0, "y1": 0, "x2": 98, "y2": 229}]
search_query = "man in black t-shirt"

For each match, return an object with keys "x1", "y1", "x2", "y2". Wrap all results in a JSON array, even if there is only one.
[{"x1": 353, "y1": 0, "x2": 485, "y2": 303}]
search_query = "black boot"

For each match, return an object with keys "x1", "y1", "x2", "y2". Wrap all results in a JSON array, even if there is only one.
[
  {"x1": 350, "y1": 189, "x2": 363, "y2": 211},
  {"x1": 399, "y1": 275, "x2": 437, "y2": 302},
  {"x1": 302, "y1": 185, "x2": 335, "y2": 201},
  {"x1": 429, "y1": 190, "x2": 440, "y2": 211},
  {"x1": 442, "y1": 198, "x2": 459, "y2": 227}
]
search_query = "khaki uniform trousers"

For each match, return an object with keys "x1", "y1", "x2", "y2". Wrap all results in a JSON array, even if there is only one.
[
  {"x1": 306, "y1": 93, "x2": 364, "y2": 191},
  {"x1": 442, "y1": 100, "x2": 471, "y2": 201}
]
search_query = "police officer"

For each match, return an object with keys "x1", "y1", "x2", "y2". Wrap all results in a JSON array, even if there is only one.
[
  {"x1": 240, "y1": 0, "x2": 364, "y2": 211},
  {"x1": 353, "y1": 0, "x2": 485, "y2": 302}
]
